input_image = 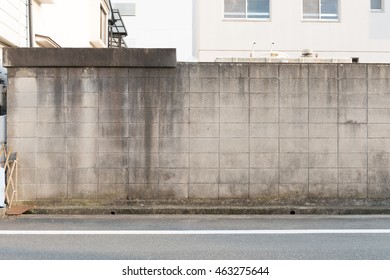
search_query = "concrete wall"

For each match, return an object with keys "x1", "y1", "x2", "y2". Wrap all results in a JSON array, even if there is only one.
[
  {"x1": 5, "y1": 52, "x2": 390, "y2": 202},
  {"x1": 194, "y1": 0, "x2": 390, "y2": 63}
]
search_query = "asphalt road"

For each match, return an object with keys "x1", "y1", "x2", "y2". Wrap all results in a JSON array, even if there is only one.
[{"x1": 1, "y1": 215, "x2": 390, "y2": 260}]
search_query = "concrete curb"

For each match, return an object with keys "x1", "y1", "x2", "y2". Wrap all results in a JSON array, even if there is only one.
[
  {"x1": 0, "y1": 208, "x2": 5, "y2": 218},
  {"x1": 28, "y1": 205, "x2": 390, "y2": 216}
]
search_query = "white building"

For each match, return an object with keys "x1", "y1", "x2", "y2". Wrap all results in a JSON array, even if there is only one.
[
  {"x1": 0, "y1": 0, "x2": 29, "y2": 85},
  {"x1": 0, "y1": 0, "x2": 119, "y2": 49},
  {"x1": 1, "y1": 0, "x2": 121, "y2": 82},
  {"x1": 193, "y1": 0, "x2": 390, "y2": 63},
  {"x1": 32, "y1": 0, "x2": 114, "y2": 48},
  {"x1": 0, "y1": 0, "x2": 28, "y2": 48},
  {"x1": 111, "y1": 0, "x2": 193, "y2": 61}
]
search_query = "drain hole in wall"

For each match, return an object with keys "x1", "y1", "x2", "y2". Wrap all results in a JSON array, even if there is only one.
[
  {"x1": 290, "y1": 210, "x2": 296, "y2": 215},
  {"x1": 110, "y1": 210, "x2": 116, "y2": 215}
]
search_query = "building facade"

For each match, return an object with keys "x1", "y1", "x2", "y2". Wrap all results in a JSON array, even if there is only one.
[
  {"x1": 193, "y1": 0, "x2": 390, "y2": 62},
  {"x1": 32, "y1": 0, "x2": 112, "y2": 48},
  {"x1": 0, "y1": 0, "x2": 28, "y2": 48},
  {"x1": 111, "y1": 0, "x2": 193, "y2": 61},
  {"x1": 0, "y1": 0, "x2": 29, "y2": 86},
  {"x1": 1, "y1": 0, "x2": 118, "y2": 50}
]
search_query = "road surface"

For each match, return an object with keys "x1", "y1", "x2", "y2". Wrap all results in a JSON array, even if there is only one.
[{"x1": 1, "y1": 215, "x2": 390, "y2": 259}]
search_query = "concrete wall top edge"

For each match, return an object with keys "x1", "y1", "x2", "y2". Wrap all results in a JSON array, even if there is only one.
[
  {"x1": 187, "y1": 62, "x2": 390, "y2": 65},
  {"x1": 177, "y1": 62, "x2": 390, "y2": 66},
  {"x1": 2, "y1": 48, "x2": 177, "y2": 68}
]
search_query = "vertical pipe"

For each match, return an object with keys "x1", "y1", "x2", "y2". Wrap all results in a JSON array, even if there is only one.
[
  {"x1": 28, "y1": 0, "x2": 34, "y2": 47},
  {"x1": 192, "y1": 0, "x2": 198, "y2": 60},
  {"x1": 108, "y1": 0, "x2": 115, "y2": 48}
]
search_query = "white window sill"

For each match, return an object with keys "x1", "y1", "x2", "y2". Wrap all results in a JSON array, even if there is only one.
[
  {"x1": 35, "y1": 0, "x2": 55, "y2": 4},
  {"x1": 301, "y1": 19, "x2": 340, "y2": 23},
  {"x1": 370, "y1": 9, "x2": 385, "y2": 13},
  {"x1": 90, "y1": 39, "x2": 107, "y2": 48},
  {"x1": 223, "y1": 18, "x2": 271, "y2": 22}
]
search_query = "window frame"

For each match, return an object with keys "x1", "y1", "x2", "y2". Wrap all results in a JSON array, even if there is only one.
[
  {"x1": 100, "y1": 3, "x2": 108, "y2": 44},
  {"x1": 370, "y1": 0, "x2": 384, "y2": 12},
  {"x1": 302, "y1": 0, "x2": 340, "y2": 22},
  {"x1": 223, "y1": 0, "x2": 271, "y2": 21}
]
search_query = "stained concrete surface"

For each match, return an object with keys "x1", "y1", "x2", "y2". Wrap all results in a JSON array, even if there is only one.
[{"x1": 4, "y1": 49, "x2": 390, "y2": 205}]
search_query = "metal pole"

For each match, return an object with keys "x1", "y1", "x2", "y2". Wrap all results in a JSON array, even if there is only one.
[{"x1": 28, "y1": 0, "x2": 34, "y2": 47}]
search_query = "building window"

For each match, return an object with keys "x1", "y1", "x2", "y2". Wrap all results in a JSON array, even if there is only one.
[
  {"x1": 224, "y1": 0, "x2": 270, "y2": 19},
  {"x1": 303, "y1": 0, "x2": 339, "y2": 20},
  {"x1": 371, "y1": 0, "x2": 383, "y2": 11},
  {"x1": 100, "y1": 4, "x2": 108, "y2": 43}
]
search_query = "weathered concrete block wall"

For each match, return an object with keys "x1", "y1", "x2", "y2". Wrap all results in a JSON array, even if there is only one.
[{"x1": 5, "y1": 61, "x2": 390, "y2": 202}]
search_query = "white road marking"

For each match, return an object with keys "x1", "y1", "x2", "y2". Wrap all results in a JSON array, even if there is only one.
[{"x1": 0, "y1": 229, "x2": 390, "y2": 235}]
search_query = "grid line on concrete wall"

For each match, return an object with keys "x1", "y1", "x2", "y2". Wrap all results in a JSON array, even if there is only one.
[
  {"x1": 337, "y1": 64, "x2": 340, "y2": 198},
  {"x1": 366, "y1": 64, "x2": 369, "y2": 199}
]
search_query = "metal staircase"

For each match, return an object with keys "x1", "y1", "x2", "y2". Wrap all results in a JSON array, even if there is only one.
[{"x1": 108, "y1": 9, "x2": 127, "y2": 48}]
